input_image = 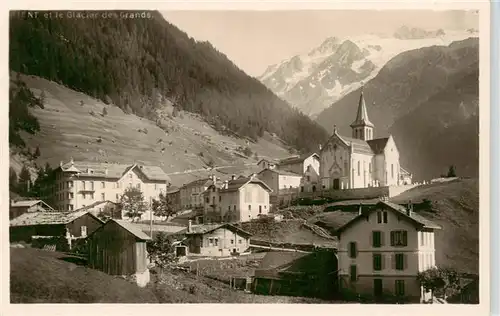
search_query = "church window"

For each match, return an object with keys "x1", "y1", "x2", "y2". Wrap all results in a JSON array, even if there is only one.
[
  {"x1": 344, "y1": 161, "x2": 348, "y2": 176},
  {"x1": 369, "y1": 163, "x2": 372, "y2": 173},
  {"x1": 391, "y1": 164, "x2": 394, "y2": 179},
  {"x1": 357, "y1": 161, "x2": 360, "y2": 176}
]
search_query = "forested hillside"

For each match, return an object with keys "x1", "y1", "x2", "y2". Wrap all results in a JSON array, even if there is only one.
[{"x1": 9, "y1": 10, "x2": 328, "y2": 153}]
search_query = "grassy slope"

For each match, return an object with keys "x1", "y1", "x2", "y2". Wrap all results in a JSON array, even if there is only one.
[
  {"x1": 10, "y1": 247, "x2": 331, "y2": 303},
  {"x1": 12, "y1": 73, "x2": 291, "y2": 186},
  {"x1": 312, "y1": 178, "x2": 479, "y2": 274}
]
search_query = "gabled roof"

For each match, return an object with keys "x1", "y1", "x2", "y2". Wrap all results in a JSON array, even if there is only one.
[
  {"x1": 278, "y1": 153, "x2": 319, "y2": 166},
  {"x1": 58, "y1": 160, "x2": 170, "y2": 182},
  {"x1": 177, "y1": 223, "x2": 252, "y2": 237},
  {"x1": 367, "y1": 138, "x2": 390, "y2": 154},
  {"x1": 111, "y1": 220, "x2": 152, "y2": 241},
  {"x1": 257, "y1": 158, "x2": 278, "y2": 165},
  {"x1": 77, "y1": 200, "x2": 118, "y2": 211},
  {"x1": 181, "y1": 177, "x2": 213, "y2": 189},
  {"x1": 219, "y1": 176, "x2": 273, "y2": 193},
  {"x1": 10, "y1": 200, "x2": 54, "y2": 210},
  {"x1": 10, "y1": 209, "x2": 102, "y2": 227},
  {"x1": 400, "y1": 167, "x2": 412, "y2": 176},
  {"x1": 258, "y1": 168, "x2": 302, "y2": 177},
  {"x1": 258, "y1": 251, "x2": 309, "y2": 270},
  {"x1": 336, "y1": 200, "x2": 441, "y2": 234}
]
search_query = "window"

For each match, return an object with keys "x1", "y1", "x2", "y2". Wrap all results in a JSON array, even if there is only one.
[
  {"x1": 101, "y1": 193, "x2": 105, "y2": 201},
  {"x1": 208, "y1": 238, "x2": 214, "y2": 246},
  {"x1": 219, "y1": 196, "x2": 222, "y2": 202},
  {"x1": 101, "y1": 181, "x2": 105, "y2": 189},
  {"x1": 82, "y1": 181, "x2": 86, "y2": 190},
  {"x1": 129, "y1": 173, "x2": 133, "y2": 179},
  {"x1": 307, "y1": 176, "x2": 310, "y2": 182},
  {"x1": 234, "y1": 205, "x2": 236, "y2": 211},
  {"x1": 206, "y1": 197, "x2": 209, "y2": 204},
  {"x1": 372, "y1": 231, "x2": 382, "y2": 248},
  {"x1": 348, "y1": 242, "x2": 357, "y2": 258},
  {"x1": 395, "y1": 280, "x2": 405, "y2": 296},
  {"x1": 259, "y1": 205, "x2": 262, "y2": 214},
  {"x1": 395, "y1": 253, "x2": 405, "y2": 270},
  {"x1": 68, "y1": 204, "x2": 74, "y2": 211},
  {"x1": 390, "y1": 230, "x2": 408, "y2": 247},
  {"x1": 383, "y1": 211, "x2": 388, "y2": 223},
  {"x1": 90, "y1": 181, "x2": 94, "y2": 190},
  {"x1": 248, "y1": 205, "x2": 251, "y2": 211},
  {"x1": 81, "y1": 226, "x2": 87, "y2": 237},
  {"x1": 231, "y1": 239, "x2": 234, "y2": 244},
  {"x1": 228, "y1": 205, "x2": 231, "y2": 211},
  {"x1": 214, "y1": 238, "x2": 219, "y2": 246},
  {"x1": 373, "y1": 254, "x2": 382, "y2": 271},
  {"x1": 377, "y1": 212, "x2": 382, "y2": 223},
  {"x1": 357, "y1": 161, "x2": 360, "y2": 176},
  {"x1": 239, "y1": 239, "x2": 242, "y2": 244},
  {"x1": 67, "y1": 181, "x2": 73, "y2": 188},
  {"x1": 116, "y1": 193, "x2": 119, "y2": 201},
  {"x1": 369, "y1": 163, "x2": 372, "y2": 173},
  {"x1": 137, "y1": 183, "x2": 141, "y2": 189},
  {"x1": 350, "y1": 265, "x2": 357, "y2": 282}
]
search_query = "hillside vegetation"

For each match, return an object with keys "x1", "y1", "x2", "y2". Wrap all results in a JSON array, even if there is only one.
[
  {"x1": 9, "y1": 73, "x2": 290, "y2": 186},
  {"x1": 316, "y1": 38, "x2": 479, "y2": 181},
  {"x1": 9, "y1": 10, "x2": 328, "y2": 153}
]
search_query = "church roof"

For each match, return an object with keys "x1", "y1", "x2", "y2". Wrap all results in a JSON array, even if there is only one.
[
  {"x1": 338, "y1": 135, "x2": 375, "y2": 155},
  {"x1": 367, "y1": 138, "x2": 390, "y2": 154},
  {"x1": 350, "y1": 90, "x2": 374, "y2": 128}
]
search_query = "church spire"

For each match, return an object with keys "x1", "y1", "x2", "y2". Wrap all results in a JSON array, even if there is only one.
[{"x1": 350, "y1": 88, "x2": 375, "y2": 141}]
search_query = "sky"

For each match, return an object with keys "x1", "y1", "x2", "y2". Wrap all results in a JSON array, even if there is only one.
[{"x1": 161, "y1": 10, "x2": 479, "y2": 77}]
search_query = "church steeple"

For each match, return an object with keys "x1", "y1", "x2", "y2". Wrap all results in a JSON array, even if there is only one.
[{"x1": 350, "y1": 88, "x2": 374, "y2": 141}]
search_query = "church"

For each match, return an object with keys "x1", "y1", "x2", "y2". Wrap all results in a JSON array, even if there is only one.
[{"x1": 319, "y1": 90, "x2": 412, "y2": 190}]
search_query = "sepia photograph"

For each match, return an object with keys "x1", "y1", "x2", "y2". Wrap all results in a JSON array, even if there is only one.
[{"x1": 4, "y1": 5, "x2": 488, "y2": 308}]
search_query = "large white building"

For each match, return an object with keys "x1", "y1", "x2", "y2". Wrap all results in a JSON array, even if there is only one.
[
  {"x1": 52, "y1": 159, "x2": 171, "y2": 212},
  {"x1": 336, "y1": 199, "x2": 441, "y2": 302},
  {"x1": 319, "y1": 90, "x2": 412, "y2": 190}
]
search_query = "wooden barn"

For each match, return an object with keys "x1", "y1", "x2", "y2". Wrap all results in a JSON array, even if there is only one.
[
  {"x1": 87, "y1": 219, "x2": 152, "y2": 287},
  {"x1": 253, "y1": 250, "x2": 338, "y2": 299},
  {"x1": 9, "y1": 210, "x2": 103, "y2": 251},
  {"x1": 9, "y1": 199, "x2": 54, "y2": 220}
]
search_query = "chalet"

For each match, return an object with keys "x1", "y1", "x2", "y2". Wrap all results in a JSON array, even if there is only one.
[
  {"x1": 336, "y1": 199, "x2": 441, "y2": 303},
  {"x1": 257, "y1": 169, "x2": 302, "y2": 192},
  {"x1": 9, "y1": 199, "x2": 54, "y2": 220},
  {"x1": 174, "y1": 221, "x2": 252, "y2": 257},
  {"x1": 203, "y1": 174, "x2": 272, "y2": 223},
  {"x1": 277, "y1": 153, "x2": 320, "y2": 175},
  {"x1": 87, "y1": 219, "x2": 152, "y2": 287},
  {"x1": 253, "y1": 250, "x2": 338, "y2": 299},
  {"x1": 10, "y1": 210, "x2": 103, "y2": 251},
  {"x1": 257, "y1": 158, "x2": 277, "y2": 170}
]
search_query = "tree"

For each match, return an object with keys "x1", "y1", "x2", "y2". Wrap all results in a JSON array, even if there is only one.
[
  {"x1": 9, "y1": 167, "x2": 18, "y2": 192},
  {"x1": 146, "y1": 232, "x2": 178, "y2": 268},
  {"x1": 33, "y1": 146, "x2": 41, "y2": 159},
  {"x1": 447, "y1": 165, "x2": 457, "y2": 177},
  {"x1": 18, "y1": 165, "x2": 31, "y2": 195},
  {"x1": 151, "y1": 192, "x2": 177, "y2": 221},
  {"x1": 119, "y1": 186, "x2": 147, "y2": 222},
  {"x1": 417, "y1": 266, "x2": 461, "y2": 302}
]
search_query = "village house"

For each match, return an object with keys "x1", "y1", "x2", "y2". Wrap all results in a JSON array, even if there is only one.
[
  {"x1": 277, "y1": 153, "x2": 320, "y2": 175},
  {"x1": 51, "y1": 159, "x2": 171, "y2": 212},
  {"x1": 319, "y1": 90, "x2": 412, "y2": 190},
  {"x1": 166, "y1": 186, "x2": 182, "y2": 213},
  {"x1": 10, "y1": 209, "x2": 103, "y2": 250},
  {"x1": 174, "y1": 221, "x2": 252, "y2": 257},
  {"x1": 87, "y1": 219, "x2": 152, "y2": 287},
  {"x1": 203, "y1": 174, "x2": 272, "y2": 223},
  {"x1": 257, "y1": 158, "x2": 278, "y2": 170},
  {"x1": 179, "y1": 176, "x2": 217, "y2": 211},
  {"x1": 9, "y1": 199, "x2": 54, "y2": 220},
  {"x1": 257, "y1": 168, "x2": 302, "y2": 207},
  {"x1": 336, "y1": 199, "x2": 441, "y2": 303},
  {"x1": 300, "y1": 164, "x2": 321, "y2": 193}
]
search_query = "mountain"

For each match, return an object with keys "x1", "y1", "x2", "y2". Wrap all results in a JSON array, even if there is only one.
[
  {"x1": 315, "y1": 37, "x2": 479, "y2": 181},
  {"x1": 9, "y1": 10, "x2": 328, "y2": 155},
  {"x1": 259, "y1": 30, "x2": 475, "y2": 118}
]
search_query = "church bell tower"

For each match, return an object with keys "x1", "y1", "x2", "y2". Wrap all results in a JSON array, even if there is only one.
[{"x1": 350, "y1": 88, "x2": 374, "y2": 141}]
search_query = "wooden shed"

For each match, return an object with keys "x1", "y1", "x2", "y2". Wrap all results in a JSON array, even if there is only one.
[{"x1": 87, "y1": 219, "x2": 152, "y2": 287}]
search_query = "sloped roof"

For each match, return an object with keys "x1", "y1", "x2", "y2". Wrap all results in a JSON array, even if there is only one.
[
  {"x1": 220, "y1": 176, "x2": 273, "y2": 193},
  {"x1": 278, "y1": 153, "x2": 319, "y2": 166},
  {"x1": 176, "y1": 223, "x2": 252, "y2": 237},
  {"x1": 10, "y1": 209, "x2": 100, "y2": 227},
  {"x1": 10, "y1": 200, "x2": 54, "y2": 210},
  {"x1": 336, "y1": 200, "x2": 441, "y2": 234},
  {"x1": 182, "y1": 177, "x2": 213, "y2": 189},
  {"x1": 77, "y1": 200, "x2": 118, "y2": 211},
  {"x1": 258, "y1": 251, "x2": 309, "y2": 270},
  {"x1": 350, "y1": 91, "x2": 374, "y2": 128},
  {"x1": 59, "y1": 160, "x2": 170, "y2": 182},
  {"x1": 400, "y1": 167, "x2": 412, "y2": 175},
  {"x1": 258, "y1": 168, "x2": 302, "y2": 177},
  {"x1": 367, "y1": 138, "x2": 390, "y2": 154},
  {"x1": 111, "y1": 220, "x2": 152, "y2": 241}
]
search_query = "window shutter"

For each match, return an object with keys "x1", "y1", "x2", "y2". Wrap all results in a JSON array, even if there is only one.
[
  {"x1": 369, "y1": 232, "x2": 373, "y2": 247},
  {"x1": 391, "y1": 254, "x2": 396, "y2": 270},
  {"x1": 381, "y1": 254, "x2": 385, "y2": 270},
  {"x1": 354, "y1": 242, "x2": 358, "y2": 258},
  {"x1": 403, "y1": 231, "x2": 408, "y2": 246},
  {"x1": 380, "y1": 231, "x2": 385, "y2": 246},
  {"x1": 390, "y1": 231, "x2": 395, "y2": 246},
  {"x1": 404, "y1": 254, "x2": 408, "y2": 270}
]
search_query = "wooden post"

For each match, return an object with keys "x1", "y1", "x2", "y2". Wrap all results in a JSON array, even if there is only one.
[{"x1": 269, "y1": 279, "x2": 274, "y2": 295}]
